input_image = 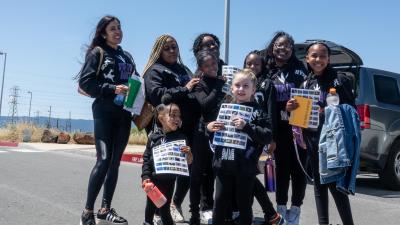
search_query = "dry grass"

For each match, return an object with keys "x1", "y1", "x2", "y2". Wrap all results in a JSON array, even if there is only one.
[{"x1": 0, "y1": 122, "x2": 147, "y2": 145}]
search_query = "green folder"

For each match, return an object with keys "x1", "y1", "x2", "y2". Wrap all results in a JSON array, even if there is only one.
[{"x1": 124, "y1": 77, "x2": 142, "y2": 108}]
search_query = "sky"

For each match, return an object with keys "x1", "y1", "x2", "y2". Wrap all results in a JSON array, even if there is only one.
[{"x1": 1, "y1": 0, "x2": 399, "y2": 120}]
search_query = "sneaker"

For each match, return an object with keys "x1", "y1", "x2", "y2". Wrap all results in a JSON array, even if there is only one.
[
  {"x1": 286, "y1": 206, "x2": 300, "y2": 225},
  {"x1": 170, "y1": 202, "x2": 185, "y2": 222},
  {"x1": 153, "y1": 214, "x2": 163, "y2": 225},
  {"x1": 276, "y1": 205, "x2": 288, "y2": 221},
  {"x1": 269, "y1": 213, "x2": 286, "y2": 225},
  {"x1": 200, "y1": 209, "x2": 213, "y2": 224},
  {"x1": 80, "y1": 210, "x2": 95, "y2": 225},
  {"x1": 96, "y1": 208, "x2": 128, "y2": 225}
]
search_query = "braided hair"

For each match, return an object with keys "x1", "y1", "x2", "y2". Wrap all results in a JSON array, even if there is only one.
[
  {"x1": 192, "y1": 33, "x2": 221, "y2": 55},
  {"x1": 142, "y1": 34, "x2": 186, "y2": 77}
]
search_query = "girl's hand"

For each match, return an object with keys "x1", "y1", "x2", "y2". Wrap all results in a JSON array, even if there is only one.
[
  {"x1": 185, "y1": 78, "x2": 200, "y2": 91},
  {"x1": 232, "y1": 117, "x2": 246, "y2": 130},
  {"x1": 142, "y1": 179, "x2": 153, "y2": 189},
  {"x1": 286, "y1": 98, "x2": 299, "y2": 112},
  {"x1": 207, "y1": 121, "x2": 225, "y2": 132},
  {"x1": 115, "y1": 84, "x2": 129, "y2": 95},
  {"x1": 180, "y1": 146, "x2": 191, "y2": 154}
]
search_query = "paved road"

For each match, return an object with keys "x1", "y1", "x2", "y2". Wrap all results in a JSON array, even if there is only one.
[{"x1": 0, "y1": 145, "x2": 399, "y2": 225}]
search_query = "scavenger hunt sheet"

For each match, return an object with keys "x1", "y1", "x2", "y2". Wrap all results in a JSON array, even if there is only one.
[{"x1": 153, "y1": 140, "x2": 189, "y2": 176}]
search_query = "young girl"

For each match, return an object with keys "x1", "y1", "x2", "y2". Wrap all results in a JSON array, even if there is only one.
[
  {"x1": 207, "y1": 69, "x2": 283, "y2": 225},
  {"x1": 264, "y1": 31, "x2": 308, "y2": 225},
  {"x1": 79, "y1": 15, "x2": 137, "y2": 225},
  {"x1": 294, "y1": 42, "x2": 355, "y2": 225},
  {"x1": 190, "y1": 49, "x2": 225, "y2": 225},
  {"x1": 243, "y1": 51, "x2": 281, "y2": 225},
  {"x1": 141, "y1": 103, "x2": 193, "y2": 225}
]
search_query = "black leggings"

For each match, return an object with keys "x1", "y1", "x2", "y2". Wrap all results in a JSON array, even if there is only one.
[
  {"x1": 253, "y1": 177, "x2": 276, "y2": 220},
  {"x1": 145, "y1": 178, "x2": 175, "y2": 225},
  {"x1": 274, "y1": 129, "x2": 307, "y2": 207},
  {"x1": 85, "y1": 117, "x2": 131, "y2": 210},
  {"x1": 304, "y1": 131, "x2": 354, "y2": 225},
  {"x1": 213, "y1": 173, "x2": 254, "y2": 225}
]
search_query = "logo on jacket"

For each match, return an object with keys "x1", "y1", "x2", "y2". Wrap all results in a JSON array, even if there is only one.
[
  {"x1": 221, "y1": 148, "x2": 235, "y2": 161},
  {"x1": 104, "y1": 69, "x2": 115, "y2": 82},
  {"x1": 116, "y1": 54, "x2": 126, "y2": 63},
  {"x1": 102, "y1": 57, "x2": 113, "y2": 70}
]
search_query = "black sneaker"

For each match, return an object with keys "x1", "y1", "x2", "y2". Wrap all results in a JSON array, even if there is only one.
[
  {"x1": 80, "y1": 210, "x2": 95, "y2": 225},
  {"x1": 96, "y1": 208, "x2": 128, "y2": 225}
]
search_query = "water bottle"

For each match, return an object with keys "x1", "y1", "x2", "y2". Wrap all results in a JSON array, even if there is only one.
[
  {"x1": 113, "y1": 94, "x2": 125, "y2": 106},
  {"x1": 143, "y1": 182, "x2": 167, "y2": 208},
  {"x1": 326, "y1": 88, "x2": 340, "y2": 106}
]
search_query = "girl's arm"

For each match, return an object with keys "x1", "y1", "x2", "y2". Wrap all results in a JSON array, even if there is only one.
[
  {"x1": 193, "y1": 79, "x2": 225, "y2": 113},
  {"x1": 79, "y1": 48, "x2": 116, "y2": 98},
  {"x1": 241, "y1": 111, "x2": 273, "y2": 146},
  {"x1": 141, "y1": 140, "x2": 153, "y2": 181},
  {"x1": 337, "y1": 73, "x2": 356, "y2": 108}
]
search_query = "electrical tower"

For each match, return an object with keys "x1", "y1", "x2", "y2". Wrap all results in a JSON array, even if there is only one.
[
  {"x1": 35, "y1": 110, "x2": 40, "y2": 126},
  {"x1": 65, "y1": 111, "x2": 72, "y2": 132},
  {"x1": 8, "y1": 86, "x2": 19, "y2": 124},
  {"x1": 46, "y1": 106, "x2": 52, "y2": 128}
]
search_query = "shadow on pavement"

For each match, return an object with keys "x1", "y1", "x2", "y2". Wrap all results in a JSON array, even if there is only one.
[{"x1": 356, "y1": 173, "x2": 400, "y2": 198}]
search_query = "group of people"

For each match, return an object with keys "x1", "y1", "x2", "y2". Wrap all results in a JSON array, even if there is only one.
[{"x1": 78, "y1": 15, "x2": 357, "y2": 225}]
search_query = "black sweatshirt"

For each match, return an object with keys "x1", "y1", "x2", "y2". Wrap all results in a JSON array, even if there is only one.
[
  {"x1": 79, "y1": 44, "x2": 138, "y2": 119},
  {"x1": 141, "y1": 130, "x2": 188, "y2": 181},
  {"x1": 301, "y1": 66, "x2": 356, "y2": 133},
  {"x1": 211, "y1": 101, "x2": 272, "y2": 175},
  {"x1": 143, "y1": 59, "x2": 200, "y2": 137},
  {"x1": 254, "y1": 74, "x2": 277, "y2": 136},
  {"x1": 267, "y1": 58, "x2": 308, "y2": 140}
]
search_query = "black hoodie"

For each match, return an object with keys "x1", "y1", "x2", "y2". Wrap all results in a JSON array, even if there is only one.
[
  {"x1": 79, "y1": 44, "x2": 138, "y2": 119},
  {"x1": 141, "y1": 130, "x2": 188, "y2": 181},
  {"x1": 144, "y1": 60, "x2": 200, "y2": 137},
  {"x1": 211, "y1": 101, "x2": 272, "y2": 175}
]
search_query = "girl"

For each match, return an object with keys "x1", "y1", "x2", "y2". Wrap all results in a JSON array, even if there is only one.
[
  {"x1": 190, "y1": 49, "x2": 225, "y2": 225},
  {"x1": 207, "y1": 69, "x2": 283, "y2": 225},
  {"x1": 141, "y1": 103, "x2": 193, "y2": 225},
  {"x1": 243, "y1": 51, "x2": 280, "y2": 225},
  {"x1": 292, "y1": 42, "x2": 355, "y2": 225},
  {"x1": 264, "y1": 31, "x2": 308, "y2": 225},
  {"x1": 79, "y1": 15, "x2": 137, "y2": 225},
  {"x1": 143, "y1": 34, "x2": 200, "y2": 223}
]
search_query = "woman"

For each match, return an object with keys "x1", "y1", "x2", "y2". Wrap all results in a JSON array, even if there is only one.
[
  {"x1": 292, "y1": 42, "x2": 355, "y2": 225},
  {"x1": 143, "y1": 34, "x2": 200, "y2": 223},
  {"x1": 79, "y1": 15, "x2": 137, "y2": 225},
  {"x1": 264, "y1": 31, "x2": 308, "y2": 225}
]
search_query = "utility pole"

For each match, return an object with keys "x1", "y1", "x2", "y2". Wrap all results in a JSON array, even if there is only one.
[
  {"x1": 8, "y1": 86, "x2": 19, "y2": 124},
  {"x1": 66, "y1": 111, "x2": 72, "y2": 132},
  {"x1": 46, "y1": 106, "x2": 52, "y2": 128},
  {"x1": 0, "y1": 51, "x2": 7, "y2": 118},
  {"x1": 224, "y1": 0, "x2": 230, "y2": 64},
  {"x1": 27, "y1": 91, "x2": 32, "y2": 123},
  {"x1": 35, "y1": 110, "x2": 40, "y2": 126}
]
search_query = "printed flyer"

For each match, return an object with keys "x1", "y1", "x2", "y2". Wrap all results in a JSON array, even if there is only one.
[
  {"x1": 222, "y1": 65, "x2": 240, "y2": 95},
  {"x1": 213, "y1": 103, "x2": 253, "y2": 149},
  {"x1": 290, "y1": 88, "x2": 321, "y2": 129},
  {"x1": 153, "y1": 140, "x2": 189, "y2": 176}
]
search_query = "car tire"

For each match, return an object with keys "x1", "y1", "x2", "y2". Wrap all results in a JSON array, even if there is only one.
[{"x1": 379, "y1": 140, "x2": 400, "y2": 191}]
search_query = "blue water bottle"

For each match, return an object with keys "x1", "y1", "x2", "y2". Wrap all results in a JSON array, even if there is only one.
[{"x1": 114, "y1": 94, "x2": 125, "y2": 106}]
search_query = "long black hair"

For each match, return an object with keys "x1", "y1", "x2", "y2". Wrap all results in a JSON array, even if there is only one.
[{"x1": 86, "y1": 15, "x2": 120, "y2": 57}]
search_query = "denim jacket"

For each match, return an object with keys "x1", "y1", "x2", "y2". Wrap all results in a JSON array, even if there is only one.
[{"x1": 318, "y1": 104, "x2": 361, "y2": 195}]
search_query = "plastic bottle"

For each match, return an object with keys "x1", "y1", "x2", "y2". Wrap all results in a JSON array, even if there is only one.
[
  {"x1": 113, "y1": 94, "x2": 125, "y2": 106},
  {"x1": 326, "y1": 88, "x2": 340, "y2": 106},
  {"x1": 143, "y1": 182, "x2": 167, "y2": 208}
]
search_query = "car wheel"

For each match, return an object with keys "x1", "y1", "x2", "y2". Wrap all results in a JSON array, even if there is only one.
[{"x1": 379, "y1": 140, "x2": 400, "y2": 191}]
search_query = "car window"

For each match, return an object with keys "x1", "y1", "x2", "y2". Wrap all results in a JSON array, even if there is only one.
[{"x1": 374, "y1": 75, "x2": 400, "y2": 105}]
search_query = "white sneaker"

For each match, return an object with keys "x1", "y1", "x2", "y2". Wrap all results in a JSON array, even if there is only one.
[
  {"x1": 200, "y1": 209, "x2": 213, "y2": 224},
  {"x1": 170, "y1": 203, "x2": 185, "y2": 222},
  {"x1": 287, "y1": 206, "x2": 300, "y2": 225},
  {"x1": 153, "y1": 214, "x2": 163, "y2": 225}
]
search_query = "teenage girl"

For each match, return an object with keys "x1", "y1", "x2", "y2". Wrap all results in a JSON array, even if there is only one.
[
  {"x1": 264, "y1": 31, "x2": 308, "y2": 225},
  {"x1": 189, "y1": 49, "x2": 225, "y2": 225},
  {"x1": 208, "y1": 69, "x2": 282, "y2": 225},
  {"x1": 142, "y1": 103, "x2": 193, "y2": 225}
]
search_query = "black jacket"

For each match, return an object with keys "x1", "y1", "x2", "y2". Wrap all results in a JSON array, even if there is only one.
[
  {"x1": 212, "y1": 101, "x2": 272, "y2": 175},
  {"x1": 79, "y1": 44, "x2": 138, "y2": 119},
  {"x1": 143, "y1": 60, "x2": 200, "y2": 137},
  {"x1": 141, "y1": 130, "x2": 188, "y2": 181},
  {"x1": 254, "y1": 75, "x2": 277, "y2": 137},
  {"x1": 267, "y1": 58, "x2": 308, "y2": 139}
]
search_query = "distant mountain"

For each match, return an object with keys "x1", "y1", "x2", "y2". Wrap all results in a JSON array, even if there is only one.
[{"x1": 0, "y1": 116, "x2": 94, "y2": 132}]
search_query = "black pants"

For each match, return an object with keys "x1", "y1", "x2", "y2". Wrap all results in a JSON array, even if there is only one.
[
  {"x1": 213, "y1": 172, "x2": 254, "y2": 225},
  {"x1": 253, "y1": 177, "x2": 276, "y2": 220},
  {"x1": 190, "y1": 131, "x2": 214, "y2": 218},
  {"x1": 274, "y1": 128, "x2": 307, "y2": 207},
  {"x1": 85, "y1": 116, "x2": 131, "y2": 210},
  {"x1": 304, "y1": 131, "x2": 354, "y2": 225},
  {"x1": 145, "y1": 178, "x2": 175, "y2": 225}
]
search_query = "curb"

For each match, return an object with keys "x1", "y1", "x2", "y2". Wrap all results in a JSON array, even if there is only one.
[
  {"x1": 0, "y1": 141, "x2": 19, "y2": 147},
  {"x1": 121, "y1": 153, "x2": 143, "y2": 164}
]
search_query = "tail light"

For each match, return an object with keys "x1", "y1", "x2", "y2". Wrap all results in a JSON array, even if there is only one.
[{"x1": 357, "y1": 104, "x2": 370, "y2": 129}]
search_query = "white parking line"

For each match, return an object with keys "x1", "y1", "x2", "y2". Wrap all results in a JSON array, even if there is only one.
[{"x1": 0, "y1": 148, "x2": 44, "y2": 153}]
